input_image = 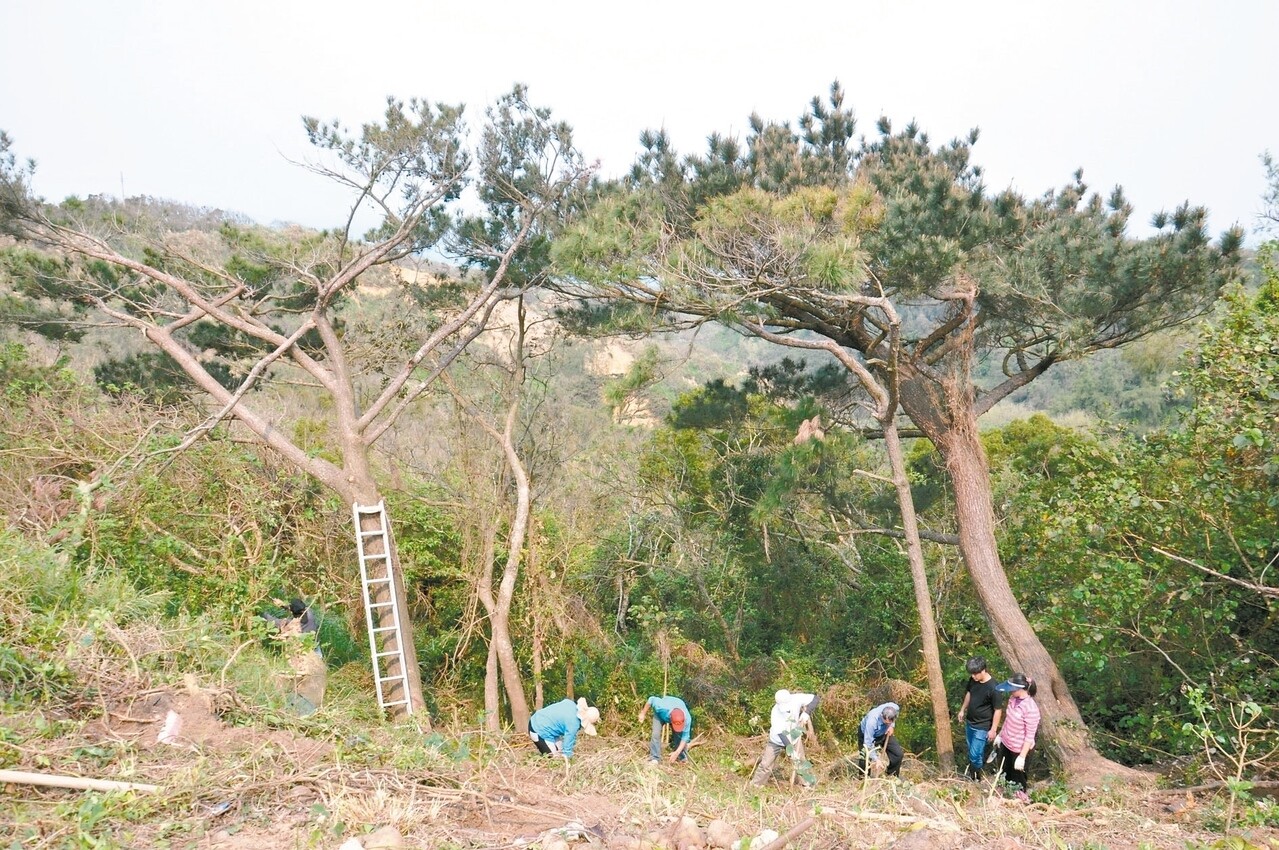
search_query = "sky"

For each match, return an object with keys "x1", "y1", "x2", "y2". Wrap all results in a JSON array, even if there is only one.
[{"x1": 3, "y1": 0, "x2": 1275, "y2": 242}]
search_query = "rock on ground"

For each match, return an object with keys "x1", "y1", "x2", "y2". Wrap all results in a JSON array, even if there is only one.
[{"x1": 706, "y1": 819, "x2": 737, "y2": 849}]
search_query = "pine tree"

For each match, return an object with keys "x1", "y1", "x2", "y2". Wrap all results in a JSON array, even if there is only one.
[{"x1": 554, "y1": 82, "x2": 1243, "y2": 781}]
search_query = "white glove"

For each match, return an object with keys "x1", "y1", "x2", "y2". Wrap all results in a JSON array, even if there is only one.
[{"x1": 1014, "y1": 754, "x2": 1026, "y2": 771}]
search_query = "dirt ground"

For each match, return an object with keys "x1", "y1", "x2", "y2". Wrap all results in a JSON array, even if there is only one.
[{"x1": 2, "y1": 688, "x2": 1277, "y2": 850}]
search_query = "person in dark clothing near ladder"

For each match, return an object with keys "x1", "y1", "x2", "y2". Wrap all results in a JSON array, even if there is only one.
[
  {"x1": 957, "y1": 656, "x2": 1003, "y2": 779},
  {"x1": 264, "y1": 597, "x2": 319, "y2": 638},
  {"x1": 262, "y1": 597, "x2": 325, "y2": 714}
]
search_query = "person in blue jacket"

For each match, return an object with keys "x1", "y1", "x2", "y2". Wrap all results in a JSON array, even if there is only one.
[
  {"x1": 528, "y1": 697, "x2": 600, "y2": 761},
  {"x1": 639, "y1": 695, "x2": 693, "y2": 763},
  {"x1": 857, "y1": 702, "x2": 902, "y2": 777}
]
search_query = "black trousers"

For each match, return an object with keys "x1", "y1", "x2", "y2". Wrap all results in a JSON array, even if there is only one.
[
  {"x1": 993, "y1": 742, "x2": 1029, "y2": 790},
  {"x1": 528, "y1": 720, "x2": 554, "y2": 755},
  {"x1": 857, "y1": 732, "x2": 903, "y2": 776}
]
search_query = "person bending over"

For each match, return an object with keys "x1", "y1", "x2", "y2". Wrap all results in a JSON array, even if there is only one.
[
  {"x1": 528, "y1": 697, "x2": 600, "y2": 762},
  {"x1": 858, "y1": 702, "x2": 903, "y2": 777},
  {"x1": 639, "y1": 694, "x2": 693, "y2": 763},
  {"x1": 750, "y1": 689, "x2": 819, "y2": 787}
]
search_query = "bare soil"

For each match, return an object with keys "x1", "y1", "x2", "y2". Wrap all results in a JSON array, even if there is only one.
[{"x1": 2, "y1": 686, "x2": 1276, "y2": 850}]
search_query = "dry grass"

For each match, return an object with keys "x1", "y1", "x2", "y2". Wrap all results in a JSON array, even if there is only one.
[
  {"x1": 3, "y1": 682, "x2": 1278, "y2": 850},
  {"x1": 0, "y1": 624, "x2": 1275, "y2": 850}
]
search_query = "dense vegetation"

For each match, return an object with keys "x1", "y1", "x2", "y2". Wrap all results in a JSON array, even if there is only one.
[{"x1": 0, "y1": 95, "x2": 1276, "y2": 846}]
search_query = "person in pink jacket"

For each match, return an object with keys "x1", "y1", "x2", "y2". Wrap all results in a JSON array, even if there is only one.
[{"x1": 991, "y1": 673, "x2": 1040, "y2": 801}]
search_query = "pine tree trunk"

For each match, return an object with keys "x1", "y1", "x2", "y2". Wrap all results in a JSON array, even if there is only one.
[
  {"x1": 899, "y1": 381, "x2": 1139, "y2": 783},
  {"x1": 883, "y1": 422, "x2": 955, "y2": 773}
]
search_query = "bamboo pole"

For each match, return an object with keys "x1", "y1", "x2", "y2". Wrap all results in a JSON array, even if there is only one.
[
  {"x1": 0, "y1": 769, "x2": 159, "y2": 793},
  {"x1": 823, "y1": 807, "x2": 960, "y2": 833}
]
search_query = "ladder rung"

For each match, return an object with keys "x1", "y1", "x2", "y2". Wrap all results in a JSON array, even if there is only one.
[
  {"x1": 369, "y1": 601, "x2": 395, "y2": 609},
  {"x1": 361, "y1": 553, "x2": 388, "y2": 560},
  {"x1": 371, "y1": 625, "x2": 399, "y2": 634},
  {"x1": 378, "y1": 674, "x2": 408, "y2": 684},
  {"x1": 381, "y1": 700, "x2": 410, "y2": 708},
  {"x1": 363, "y1": 576, "x2": 392, "y2": 584},
  {"x1": 358, "y1": 529, "x2": 385, "y2": 537},
  {"x1": 375, "y1": 650, "x2": 403, "y2": 659}
]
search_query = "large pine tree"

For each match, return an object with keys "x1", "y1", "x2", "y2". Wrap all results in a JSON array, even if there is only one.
[{"x1": 554, "y1": 82, "x2": 1242, "y2": 781}]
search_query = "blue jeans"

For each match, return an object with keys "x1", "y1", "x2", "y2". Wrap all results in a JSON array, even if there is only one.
[{"x1": 964, "y1": 724, "x2": 989, "y2": 774}]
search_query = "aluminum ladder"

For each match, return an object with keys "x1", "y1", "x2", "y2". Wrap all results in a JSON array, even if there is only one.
[{"x1": 353, "y1": 501, "x2": 413, "y2": 715}]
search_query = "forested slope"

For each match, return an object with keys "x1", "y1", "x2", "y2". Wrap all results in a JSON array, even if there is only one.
[{"x1": 0, "y1": 95, "x2": 1275, "y2": 848}]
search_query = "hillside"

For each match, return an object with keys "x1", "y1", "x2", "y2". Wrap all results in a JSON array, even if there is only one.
[
  {"x1": 1, "y1": 127, "x2": 1275, "y2": 850},
  {"x1": 0, "y1": 635, "x2": 1262, "y2": 850}
]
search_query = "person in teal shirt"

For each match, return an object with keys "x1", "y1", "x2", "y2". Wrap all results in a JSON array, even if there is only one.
[
  {"x1": 639, "y1": 695, "x2": 693, "y2": 763},
  {"x1": 528, "y1": 697, "x2": 599, "y2": 761}
]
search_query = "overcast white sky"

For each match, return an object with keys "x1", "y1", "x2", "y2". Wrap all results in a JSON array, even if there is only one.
[{"x1": 3, "y1": 0, "x2": 1275, "y2": 241}]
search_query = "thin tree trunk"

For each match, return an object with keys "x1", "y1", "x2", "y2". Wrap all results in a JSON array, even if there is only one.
[
  {"x1": 489, "y1": 398, "x2": 533, "y2": 731},
  {"x1": 530, "y1": 533, "x2": 545, "y2": 711},
  {"x1": 469, "y1": 413, "x2": 531, "y2": 732},
  {"x1": 484, "y1": 638, "x2": 500, "y2": 732},
  {"x1": 476, "y1": 506, "x2": 503, "y2": 728},
  {"x1": 490, "y1": 609, "x2": 529, "y2": 730},
  {"x1": 565, "y1": 657, "x2": 575, "y2": 700},
  {"x1": 883, "y1": 422, "x2": 954, "y2": 772}
]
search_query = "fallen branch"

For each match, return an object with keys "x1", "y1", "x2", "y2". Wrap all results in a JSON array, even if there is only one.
[
  {"x1": 823, "y1": 806, "x2": 960, "y2": 833},
  {"x1": 1151, "y1": 780, "x2": 1279, "y2": 796},
  {"x1": 758, "y1": 816, "x2": 817, "y2": 850},
  {"x1": 0, "y1": 769, "x2": 159, "y2": 794}
]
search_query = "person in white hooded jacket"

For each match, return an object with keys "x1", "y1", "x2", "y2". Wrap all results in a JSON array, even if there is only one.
[{"x1": 750, "y1": 689, "x2": 819, "y2": 787}]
